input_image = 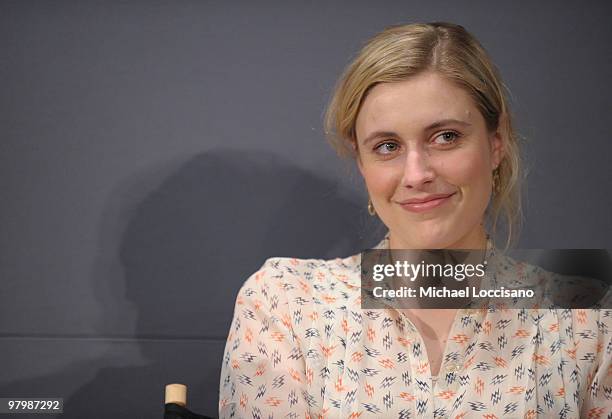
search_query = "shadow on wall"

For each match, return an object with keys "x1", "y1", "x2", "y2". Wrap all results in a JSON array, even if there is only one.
[
  {"x1": 0, "y1": 148, "x2": 383, "y2": 418},
  {"x1": 116, "y1": 148, "x2": 383, "y2": 339}
]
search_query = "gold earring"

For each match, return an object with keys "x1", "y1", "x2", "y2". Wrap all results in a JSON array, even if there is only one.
[
  {"x1": 492, "y1": 168, "x2": 501, "y2": 194},
  {"x1": 367, "y1": 198, "x2": 376, "y2": 216}
]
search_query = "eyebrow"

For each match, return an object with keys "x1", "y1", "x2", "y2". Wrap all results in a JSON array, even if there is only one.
[{"x1": 361, "y1": 118, "x2": 472, "y2": 145}]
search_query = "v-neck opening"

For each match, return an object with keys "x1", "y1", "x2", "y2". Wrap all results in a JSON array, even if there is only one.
[{"x1": 399, "y1": 307, "x2": 464, "y2": 379}]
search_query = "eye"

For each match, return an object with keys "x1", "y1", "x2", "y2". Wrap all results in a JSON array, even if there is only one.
[
  {"x1": 374, "y1": 141, "x2": 400, "y2": 155},
  {"x1": 432, "y1": 131, "x2": 460, "y2": 146}
]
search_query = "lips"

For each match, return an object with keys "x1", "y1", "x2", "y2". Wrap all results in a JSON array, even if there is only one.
[
  {"x1": 398, "y1": 192, "x2": 456, "y2": 213},
  {"x1": 401, "y1": 193, "x2": 456, "y2": 204}
]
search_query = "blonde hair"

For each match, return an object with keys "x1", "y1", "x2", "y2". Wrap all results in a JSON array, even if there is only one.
[{"x1": 324, "y1": 22, "x2": 523, "y2": 249}]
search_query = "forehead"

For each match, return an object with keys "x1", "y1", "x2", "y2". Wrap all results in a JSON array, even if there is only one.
[{"x1": 355, "y1": 72, "x2": 479, "y2": 138}]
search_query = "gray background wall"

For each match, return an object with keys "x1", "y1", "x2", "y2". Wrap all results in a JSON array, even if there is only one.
[{"x1": 1, "y1": 1, "x2": 611, "y2": 417}]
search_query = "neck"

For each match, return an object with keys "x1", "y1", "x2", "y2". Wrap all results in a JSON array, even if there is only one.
[{"x1": 389, "y1": 225, "x2": 488, "y2": 250}]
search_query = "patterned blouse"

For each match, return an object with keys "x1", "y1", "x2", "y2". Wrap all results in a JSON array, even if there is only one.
[{"x1": 219, "y1": 235, "x2": 611, "y2": 418}]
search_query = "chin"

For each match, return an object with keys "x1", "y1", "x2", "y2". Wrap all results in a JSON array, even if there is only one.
[{"x1": 393, "y1": 219, "x2": 465, "y2": 249}]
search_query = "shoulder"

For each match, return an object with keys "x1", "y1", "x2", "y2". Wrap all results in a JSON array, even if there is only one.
[
  {"x1": 253, "y1": 254, "x2": 360, "y2": 285},
  {"x1": 237, "y1": 254, "x2": 362, "y2": 304},
  {"x1": 253, "y1": 253, "x2": 359, "y2": 279},
  {"x1": 495, "y1": 253, "x2": 611, "y2": 334}
]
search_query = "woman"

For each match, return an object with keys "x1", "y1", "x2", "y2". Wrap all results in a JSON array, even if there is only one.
[{"x1": 219, "y1": 22, "x2": 611, "y2": 418}]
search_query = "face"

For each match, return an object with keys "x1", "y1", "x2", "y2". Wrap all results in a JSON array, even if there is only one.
[{"x1": 355, "y1": 71, "x2": 504, "y2": 249}]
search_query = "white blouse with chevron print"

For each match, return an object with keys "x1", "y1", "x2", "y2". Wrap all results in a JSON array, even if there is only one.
[{"x1": 219, "y1": 236, "x2": 611, "y2": 418}]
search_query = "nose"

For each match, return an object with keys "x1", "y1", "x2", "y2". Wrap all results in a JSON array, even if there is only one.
[{"x1": 400, "y1": 147, "x2": 435, "y2": 188}]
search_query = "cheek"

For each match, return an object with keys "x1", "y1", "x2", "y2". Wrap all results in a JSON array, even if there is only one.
[
  {"x1": 447, "y1": 148, "x2": 492, "y2": 203},
  {"x1": 447, "y1": 155, "x2": 488, "y2": 184},
  {"x1": 361, "y1": 165, "x2": 399, "y2": 197},
  {"x1": 433, "y1": 137, "x2": 489, "y2": 182}
]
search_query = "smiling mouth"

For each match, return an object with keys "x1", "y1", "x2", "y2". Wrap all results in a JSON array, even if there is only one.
[{"x1": 398, "y1": 192, "x2": 456, "y2": 213}]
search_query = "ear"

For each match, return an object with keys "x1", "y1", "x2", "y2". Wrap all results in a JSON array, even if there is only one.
[{"x1": 490, "y1": 115, "x2": 506, "y2": 170}]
